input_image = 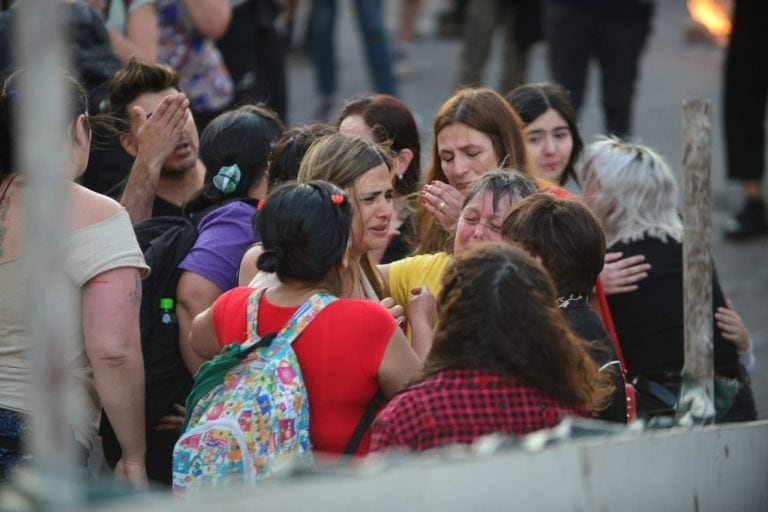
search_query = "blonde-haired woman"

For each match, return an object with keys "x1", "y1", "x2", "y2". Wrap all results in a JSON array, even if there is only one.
[
  {"x1": 579, "y1": 137, "x2": 757, "y2": 421},
  {"x1": 240, "y1": 133, "x2": 393, "y2": 301}
]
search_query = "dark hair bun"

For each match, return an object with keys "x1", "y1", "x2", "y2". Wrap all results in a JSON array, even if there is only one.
[
  {"x1": 256, "y1": 247, "x2": 284, "y2": 273},
  {"x1": 256, "y1": 181, "x2": 352, "y2": 284}
]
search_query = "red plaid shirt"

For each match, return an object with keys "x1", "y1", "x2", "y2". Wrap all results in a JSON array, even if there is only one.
[{"x1": 371, "y1": 369, "x2": 590, "y2": 452}]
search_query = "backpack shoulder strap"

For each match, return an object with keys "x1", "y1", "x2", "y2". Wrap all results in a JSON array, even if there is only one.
[
  {"x1": 242, "y1": 289, "x2": 337, "y2": 355},
  {"x1": 343, "y1": 391, "x2": 385, "y2": 456}
]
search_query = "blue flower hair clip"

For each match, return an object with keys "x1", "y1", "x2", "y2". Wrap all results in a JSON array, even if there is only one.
[{"x1": 212, "y1": 163, "x2": 241, "y2": 194}]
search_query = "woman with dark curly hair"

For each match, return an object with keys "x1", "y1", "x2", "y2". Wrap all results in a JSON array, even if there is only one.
[{"x1": 371, "y1": 243, "x2": 612, "y2": 452}]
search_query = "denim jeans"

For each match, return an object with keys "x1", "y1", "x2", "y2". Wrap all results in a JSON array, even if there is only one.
[{"x1": 309, "y1": 0, "x2": 398, "y2": 98}]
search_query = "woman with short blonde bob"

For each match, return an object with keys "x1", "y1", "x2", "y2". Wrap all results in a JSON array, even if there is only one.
[
  {"x1": 579, "y1": 137, "x2": 757, "y2": 421},
  {"x1": 414, "y1": 87, "x2": 535, "y2": 255},
  {"x1": 371, "y1": 243, "x2": 613, "y2": 452}
]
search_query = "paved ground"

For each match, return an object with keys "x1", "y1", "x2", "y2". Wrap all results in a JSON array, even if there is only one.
[{"x1": 282, "y1": 0, "x2": 767, "y2": 418}]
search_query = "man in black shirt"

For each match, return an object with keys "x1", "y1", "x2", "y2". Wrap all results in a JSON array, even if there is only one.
[{"x1": 105, "y1": 59, "x2": 205, "y2": 223}]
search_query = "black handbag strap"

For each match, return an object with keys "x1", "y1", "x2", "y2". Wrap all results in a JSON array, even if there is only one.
[
  {"x1": 343, "y1": 391, "x2": 385, "y2": 456},
  {"x1": 633, "y1": 375, "x2": 678, "y2": 408}
]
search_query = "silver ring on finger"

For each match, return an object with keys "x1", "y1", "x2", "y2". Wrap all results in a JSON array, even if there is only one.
[{"x1": 438, "y1": 200, "x2": 446, "y2": 211}]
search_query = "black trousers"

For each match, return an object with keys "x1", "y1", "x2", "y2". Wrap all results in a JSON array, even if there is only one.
[
  {"x1": 724, "y1": 0, "x2": 768, "y2": 182},
  {"x1": 545, "y1": 3, "x2": 653, "y2": 137},
  {"x1": 216, "y1": 1, "x2": 287, "y2": 122}
]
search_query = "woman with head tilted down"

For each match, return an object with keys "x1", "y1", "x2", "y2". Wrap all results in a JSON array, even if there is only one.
[
  {"x1": 187, "y1": 182, "x2": 428, "y2": 455},
  {"x1": 371, "y1": 243, "x2": 613, "y2": 452},
  {"x1": 414, "y1": 87, "x2": 534, "y2": 255},
  {"x1": 0, "y1": 73, "x2": 148, "y2": 486},
  {"x1": 579, "y1": 138, "x2": 757, "y2": 421},
  {"x1": 380, "y1": 169, "x2": 538, "y2": 342}
]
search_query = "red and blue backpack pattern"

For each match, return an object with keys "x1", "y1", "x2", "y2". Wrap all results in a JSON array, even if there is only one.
[{"x1": 172, "y1": 289, "x2": 336, "y2": 492}]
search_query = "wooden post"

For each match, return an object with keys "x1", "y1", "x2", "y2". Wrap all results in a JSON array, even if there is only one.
[{"x1": 681, "y1": 100, "x2": 714, "y2": 413}]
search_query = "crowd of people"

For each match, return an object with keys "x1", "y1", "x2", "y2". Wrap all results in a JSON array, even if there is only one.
[{"x1": 0, "y1": 0, "x2": 762, "y2": 493}]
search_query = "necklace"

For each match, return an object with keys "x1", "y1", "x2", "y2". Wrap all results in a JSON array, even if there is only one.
[{"x1": 557, "y1": 293, "x2": 585, "y2": 309}]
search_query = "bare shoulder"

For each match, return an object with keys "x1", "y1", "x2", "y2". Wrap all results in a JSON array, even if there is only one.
[
  {"x1": 70, "y1": 183, "x2": 124, "y2": 229},
  {"x1": 238, "y1": 243, "x2": 264, "y2": 286}
]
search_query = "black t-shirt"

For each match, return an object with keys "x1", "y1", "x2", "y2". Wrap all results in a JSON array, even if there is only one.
[
  {"x1": 607, "y1": 236, "x2": 739, "y2": 377},
  {"x1": 562, "y1": 298, "x2": 627, "y2": 423},
  {"x1": 150, "y1": 195, "x2": 183, "y2": 217},
  {"x1": 107, "y1": 179, "x2": 183, "y2": 218}
]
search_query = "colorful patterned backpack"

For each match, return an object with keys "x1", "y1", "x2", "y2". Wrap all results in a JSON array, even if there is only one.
[{"x1": 172, "y1": 289, "x2": 336, "y2": 493}]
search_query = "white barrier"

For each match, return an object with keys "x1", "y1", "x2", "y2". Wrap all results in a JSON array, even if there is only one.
[{"x1": 91, "y1": 420, "x2": 768, "y2": 512}]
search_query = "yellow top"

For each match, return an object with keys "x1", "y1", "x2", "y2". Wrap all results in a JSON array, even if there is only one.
[{"x1": 388, "y1": 252, "x2": 453, "y2": 308}]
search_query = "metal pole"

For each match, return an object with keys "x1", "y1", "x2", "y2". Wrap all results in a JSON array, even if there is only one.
[
  {"x1": 16, "y1": 0, "x2": 83, "y2": 507},
  {"x1": 679, "y1": 99, "x2": 715, "y2": 425}
]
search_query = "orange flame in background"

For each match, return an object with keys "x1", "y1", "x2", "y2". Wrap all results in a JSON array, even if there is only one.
[{"x1": 687, "y1": 0, "x2": 732, "y2": 45}]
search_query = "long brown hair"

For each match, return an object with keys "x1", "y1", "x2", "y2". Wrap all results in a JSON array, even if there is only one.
[
  {"x1": 414, "y1": 88, "x2": 534, "y2": 254},
  {"x1": 421, "y1": 242, "x2": 613, "y2": 409}
]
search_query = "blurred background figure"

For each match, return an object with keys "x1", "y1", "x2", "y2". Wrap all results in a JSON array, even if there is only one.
[
  {"x1": 456, "y1": 0, "x2": 541, "y2": 92},
  {"x1": 722, "y1": 0, "x2": 768, "y2": 240},
  {"x1": 155, "y1": 0, "x2": 233, "y2": 132},
  {"x1": 544, "y1": 0, "x2": 655, "y2": 137},
  {"x1": 0, "y1": 0, "x2": 122, "y2": 113},
  {"x1": 434, "y1": 0, "x2": 466, "y2": 39},
  {"x1": 308, "y1": 0, "x2": 398, "y2": 122},
  {"x1": 88, "y1": 0, "x2": 158, "y2": 65},
  {"x1": 392, "y1": 0, "x2": 422, "y2": 76},
  {"x1": 216, "y1": 0, "x2": 288, "y2": 121}
]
